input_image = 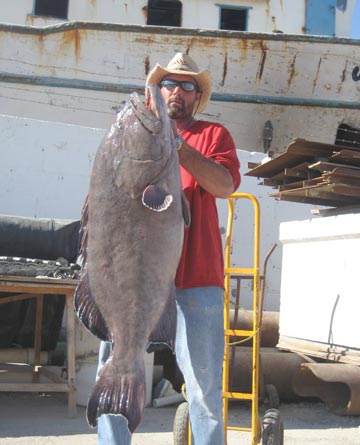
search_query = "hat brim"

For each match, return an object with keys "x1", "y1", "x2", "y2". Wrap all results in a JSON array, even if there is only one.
[{"x1": 145, "y1": 63, "x2": 211, "y2": 113}]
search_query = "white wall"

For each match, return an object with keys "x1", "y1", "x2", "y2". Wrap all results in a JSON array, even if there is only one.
[
  {"x1": 0, "y1": 115, "x2": 102, "y2": 220},
  {"x1": 279, "y1": 214, "x2": 360, "y2": 351}
]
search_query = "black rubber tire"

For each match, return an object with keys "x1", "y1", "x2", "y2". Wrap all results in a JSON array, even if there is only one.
[
  {"x1": 173, "y1": 401, "x2": 190, "y2": 445},
  {"x1": 263, "y1": 384, "x2": 280, "y2": 410},
  {"x1": 262, "y1": 408, "x2": 284, "y2": 445}
]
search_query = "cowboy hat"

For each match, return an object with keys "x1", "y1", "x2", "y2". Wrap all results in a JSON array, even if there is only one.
[{"x1": 145, "y1": 52, "x2": 212, "y2": 113}]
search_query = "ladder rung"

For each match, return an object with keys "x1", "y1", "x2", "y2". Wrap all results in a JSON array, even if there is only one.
[
  {"x1": 223, "y1": 391, "x2": 254, "y2": 401},
  {"x1": 224, "y1": 328, "x2": 255, "y2": 336},
  {"x1": 227, "y1": 426, "x2": 252, "y2": 432},
  {"x1": 224, "y1": 267, "x2": 257, "y2": 275}
]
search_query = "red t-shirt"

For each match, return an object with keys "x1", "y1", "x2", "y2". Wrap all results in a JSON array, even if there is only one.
[{"x1": 175, "y1": 120, "x2": 241, "y2": 289}]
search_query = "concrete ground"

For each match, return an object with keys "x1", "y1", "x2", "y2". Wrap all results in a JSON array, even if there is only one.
[{"x1": 0, "y1": 392, "x2": 359, "y2": 445}]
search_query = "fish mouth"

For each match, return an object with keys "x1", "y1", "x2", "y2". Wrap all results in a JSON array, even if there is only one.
[
  {"x1": 129, "y1": 94, "x2": 161, "y2": 135},
  {"x1": 146, "y1": 84, "x2": 169, "y2": 124}
]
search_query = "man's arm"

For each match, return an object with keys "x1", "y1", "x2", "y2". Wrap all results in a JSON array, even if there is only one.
[{"x1": 178, "y1": 141, "x2": 235, "y2": 199}]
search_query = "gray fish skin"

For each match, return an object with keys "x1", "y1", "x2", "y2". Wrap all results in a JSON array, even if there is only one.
[{"x1": 75, "y1": 85, "x2": 190, "y2": 433}]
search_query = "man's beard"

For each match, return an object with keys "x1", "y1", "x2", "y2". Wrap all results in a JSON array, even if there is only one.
[{"x1": 167, "y1": 99, "x2": 186, "y2": 119}]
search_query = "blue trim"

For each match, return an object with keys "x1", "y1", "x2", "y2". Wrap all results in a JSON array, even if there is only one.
[
  {"x1": 211, "y1": 92, "x2": 360, "y2": 109},
  {"x1": 1, "y1": 72, "x2": 359, "y2": 110},
  {"x1": 305, "y1": 0, "x2": 336, "y2": 36}
]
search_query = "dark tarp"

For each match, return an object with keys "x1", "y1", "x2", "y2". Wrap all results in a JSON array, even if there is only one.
[{"x1": 0, "y1": 215, "x2": 80, "y2": 350}]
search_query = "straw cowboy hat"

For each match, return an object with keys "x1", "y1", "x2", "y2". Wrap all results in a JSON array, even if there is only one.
[{"x1": 145, "y1": 52, "x2": 212, "y2": 113}]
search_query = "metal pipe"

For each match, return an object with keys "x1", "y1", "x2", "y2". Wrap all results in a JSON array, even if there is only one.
[{"x1": 293, "y1": 363, "x2": 360, "y2": 415}]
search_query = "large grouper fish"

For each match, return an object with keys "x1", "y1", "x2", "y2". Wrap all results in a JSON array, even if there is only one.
[{"x1": 74, "y1": 84, "x2": 190, "y2": 433}]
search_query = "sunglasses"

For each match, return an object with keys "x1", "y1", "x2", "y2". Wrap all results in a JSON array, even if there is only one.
[{"x1": 159, "y1": 79, "x2": 199, "y2": 92}]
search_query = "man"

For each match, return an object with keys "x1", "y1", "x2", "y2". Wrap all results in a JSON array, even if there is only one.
[{"x1": 97, "y1": 52, "x2": 241, "y2": 445}]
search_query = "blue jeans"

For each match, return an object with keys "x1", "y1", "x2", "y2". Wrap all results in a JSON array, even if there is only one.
[
  {"x1": 97, "y1": 286, "x2": 224, "y2": 445},
  {"x1": 176, "y1": 287, "x2": 224, "y2": 445}
]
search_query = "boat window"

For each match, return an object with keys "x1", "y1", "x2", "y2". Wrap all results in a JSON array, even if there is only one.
[
  {"x1": 34, "y1": 0, "x2": 69, "y2": 20},
  {"x1": 146, "y1": 0, "x2": 182, "y2": 27},
  {"x1": 217, "y1": 5, "x2": 249, "y2": 31}
]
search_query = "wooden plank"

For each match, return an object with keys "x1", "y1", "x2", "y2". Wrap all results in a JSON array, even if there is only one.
[
  {"x1": 65, "y1": 289, "x2": 77, "y2": 416},
  {"x1": 0, "y1": 276, "x2": 78, "y2": 295},
  {"x1": 269, "y1": 192, "x2": 345, "y2": 207},
  {"x1": 302, "y1": 177, "x2": 327, "y2": 187},
  {"x1": 247, "y1": 162, "x2": 261, "y2": 169},
  {"x1": 0, "y1": 383, "x2": 70, "y2": 392},
  {"x1": 261, "y1": 179, "x2": 282, "y2": 187},
  {"x1": 328, "y1": 166, "x2": 360, "y2": 179},
  {"x1": 278, "y1": 180, "x2": 306, "y2": 191},
  {"x1": 330, "y1": 149, "x2": 360, "y2": 167},
  {"x1": 278, "y1": 176, "x2": 325, "y2": 191},
  {"x1": 286, "y1": 161, "x2": 312, "y2": 172},
  {"x1": 0, "y1": 275, "x2": 78, "y2": 286},
  {"x1": 286, "y1": 138, "x2": 360, "y2": 156},
  {"x1": 245, "y1": 139, "x2": 312, "y2": 178},
  {"x1": 327, "y1": 175, "x2": 360, "y2": 187},
  {"x1": 269, "y1": 183, "x2": 359, "y2": 207},
  {"x1": 308, "y1": 161, "x2": 360, "y2": 173},
  {"x1": 33, "y1": 294, "x2": 43, "y2": 384},
  {"x1": 333, "y1": 183, "x2": 360, "y2": 197},
  {"x1": 0, "y1": 293, "x2": 38, "y2": 304},
  {"x1": 245, "y1": 138, "x2": 356, "y2": 179},
  {"x1": 283, "y1": 167, "x2": 309, "y2": 179}
]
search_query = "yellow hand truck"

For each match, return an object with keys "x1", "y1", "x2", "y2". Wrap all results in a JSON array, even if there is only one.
[{"x1": 173, "y1": 193, "x2": 284, "y2": 445}]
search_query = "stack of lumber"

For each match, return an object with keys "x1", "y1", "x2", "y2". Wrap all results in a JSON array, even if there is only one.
[{"x1": 245, "y1": 138, "x2": 360, "y2": 208}]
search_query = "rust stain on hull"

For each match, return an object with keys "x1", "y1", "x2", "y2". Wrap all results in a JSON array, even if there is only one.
[
  {"x1": 144, "y1": 54, "x2": 150, "y2": 76},
  {"x1": 337, "y1": 60, "x2": 348, "y2": 94},
  {"x1": 256, "y1": 42, "x2": 268, "y2": 81},
  {"x1": 221, "y1": 52, "x2": 228, "y2": 87},
  {"x1": 312, "y1": 57, "x2": 322, "y2": 93},
  {"x1": 287, "y1": 54, "x2": 297, "y2": 89},
  {"x1": 61, "y1": 29, "x2": 82, "y2": 62},
  {"x1": 36, "y1": 34, "x2": 45, "y2": 53}
]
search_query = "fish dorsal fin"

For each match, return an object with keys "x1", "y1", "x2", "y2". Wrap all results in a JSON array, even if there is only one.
[{"x1": 142, "y1": 185, "x2": 173, "y2": 212}]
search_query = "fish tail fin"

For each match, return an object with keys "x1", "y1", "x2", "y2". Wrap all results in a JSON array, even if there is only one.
[
  {"x1": 74, "y1": 269, "x2": 111, "y2": 342},
  {"x1": 87, "y1": 362, "x2": 146, "y2": 433},
  {"x1": 147, "y1": 287, "x2": 177, "y2": 353}
]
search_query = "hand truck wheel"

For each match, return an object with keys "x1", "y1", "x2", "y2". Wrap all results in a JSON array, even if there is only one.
[
  {"x1": 262, "y1": 408, "x2": 284, "y2": 445},
  {"x1": 173, "y1": 401, "x2": 190, "y2": 445},
  {"x1": 263, "y1": 383, "x2": 280, "y2": 410}
]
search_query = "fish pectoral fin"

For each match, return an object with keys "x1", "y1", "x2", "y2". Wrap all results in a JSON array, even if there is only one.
[
  {"x1": 87, "y1": 362, "x2": 146, "y2": 433},
  {"x1": 74, "y1": 269, "x2": 111, "y2": 342},
  {"x1": 142, "y1": 184, "x2": 173, "y2": 212},
  {"x1": 181, "y1": 190, "x2": 191, "y2": 227}
]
